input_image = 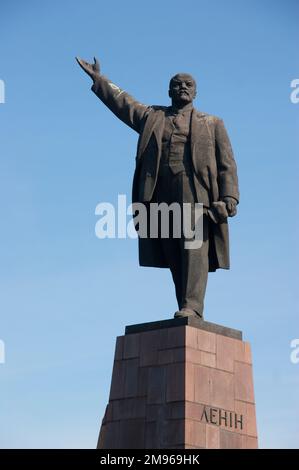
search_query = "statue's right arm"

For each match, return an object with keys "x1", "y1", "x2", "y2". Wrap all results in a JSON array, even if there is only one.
[
  {"x1": 76, "y1": 57, "x2": 150, "y2": 133},
  {"x1": 91, "y1": 75, "x2": 150, "y2": 133}
]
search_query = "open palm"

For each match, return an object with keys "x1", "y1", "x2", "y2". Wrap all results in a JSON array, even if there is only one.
[{"x1": 76, "y1": 56, "x2": 100, "y2": 81}]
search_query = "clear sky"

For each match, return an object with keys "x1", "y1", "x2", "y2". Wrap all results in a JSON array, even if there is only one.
[{"x1": 0, "y1": 0, "x2": 298, "y2": 449}]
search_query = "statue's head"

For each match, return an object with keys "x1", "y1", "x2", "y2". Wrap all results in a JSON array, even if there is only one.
[{"x1": 168, "y1": 73, "x2": 197, "y2": 106}]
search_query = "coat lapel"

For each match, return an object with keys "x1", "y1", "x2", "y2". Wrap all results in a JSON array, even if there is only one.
[
  {"x1": 138, "y1": 109, "x2": 165, "y2": 158},
  {"x1": 190, "y1": 109, "x2": 212, "y2": 173},
  {"x1": 190, "y1": 109, "x2": 210, "y2": 153}
]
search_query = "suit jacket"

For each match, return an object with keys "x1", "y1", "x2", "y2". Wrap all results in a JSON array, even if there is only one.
[{"x1": 91, "y1": 76, "x2": 240, "y2": 272}]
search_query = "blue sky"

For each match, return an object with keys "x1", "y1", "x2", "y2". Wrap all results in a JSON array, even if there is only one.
[{"x1": 0, "y1": 0, "x2": 298, "y2": 448}]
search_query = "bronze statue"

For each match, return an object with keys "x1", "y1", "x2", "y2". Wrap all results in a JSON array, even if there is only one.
[{"x1": 76, "y1": 56, "x2": 239, "y2": 320}]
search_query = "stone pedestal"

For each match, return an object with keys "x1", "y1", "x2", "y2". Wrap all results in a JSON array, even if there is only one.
[{"x1": 97, "y1": 317, "x2": 258, "y2": 449}]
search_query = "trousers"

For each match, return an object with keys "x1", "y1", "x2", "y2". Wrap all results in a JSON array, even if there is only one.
[{"x1": 152, "y1": 164, "x2": 209, "y2": 316}]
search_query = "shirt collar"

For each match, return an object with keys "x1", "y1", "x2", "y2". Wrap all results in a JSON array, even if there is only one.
[{"x1": 169, "y1": 102, "x2": 193, "y2": 115}]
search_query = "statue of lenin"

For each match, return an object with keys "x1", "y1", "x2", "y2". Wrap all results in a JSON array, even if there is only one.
[{"x1": 76, "y1": 57, "x2": 240, "y2": 320}]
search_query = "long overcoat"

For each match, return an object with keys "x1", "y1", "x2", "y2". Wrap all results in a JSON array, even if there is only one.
[{"x1": 92, "y1": 76, "x2": 240, "y2": 272}]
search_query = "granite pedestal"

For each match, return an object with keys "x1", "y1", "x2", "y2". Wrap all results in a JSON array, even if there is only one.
[{"x1": 97, "y1": 317, "x2": 258, "y2": 449}]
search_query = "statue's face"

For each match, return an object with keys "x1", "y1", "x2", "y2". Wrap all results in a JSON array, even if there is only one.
[{"x1": 169, "y1": 73, "x2": 197, "y2": 105}]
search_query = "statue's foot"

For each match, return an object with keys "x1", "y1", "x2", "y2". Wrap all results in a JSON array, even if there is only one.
[{"x1": 174, "y1": 308, "x2": 203, "y2": 320}]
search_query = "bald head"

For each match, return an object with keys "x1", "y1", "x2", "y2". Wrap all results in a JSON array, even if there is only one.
[
  {"x1": 168, "y1": 73, "x2": 197, "y2": 107},
  {"x1": 169, "y1": 73, "x2": 197, "y2": 90}
]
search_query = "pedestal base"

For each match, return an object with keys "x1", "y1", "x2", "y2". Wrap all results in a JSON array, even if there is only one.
[{"x1": 97, "y1": 317, "x2": 258, "y2": 449}]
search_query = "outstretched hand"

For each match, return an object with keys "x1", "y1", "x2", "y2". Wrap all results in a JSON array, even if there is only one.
[{"x1": 75, "y1": 56, "x2": 100, "y2": 81}]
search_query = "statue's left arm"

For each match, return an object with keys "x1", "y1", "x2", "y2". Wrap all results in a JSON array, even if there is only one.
[{"x1": 215, "y1": 119, "x2": 240, "y2": 216}]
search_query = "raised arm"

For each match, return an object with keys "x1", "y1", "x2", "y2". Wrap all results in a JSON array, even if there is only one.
[{"x1": 76, "y1": 56, "x2": 150, "y2": 133}]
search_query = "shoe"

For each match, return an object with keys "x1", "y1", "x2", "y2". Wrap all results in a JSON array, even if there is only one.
[{"x1": 174, "y1": 308, "x2": 203, "y2": 319}]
